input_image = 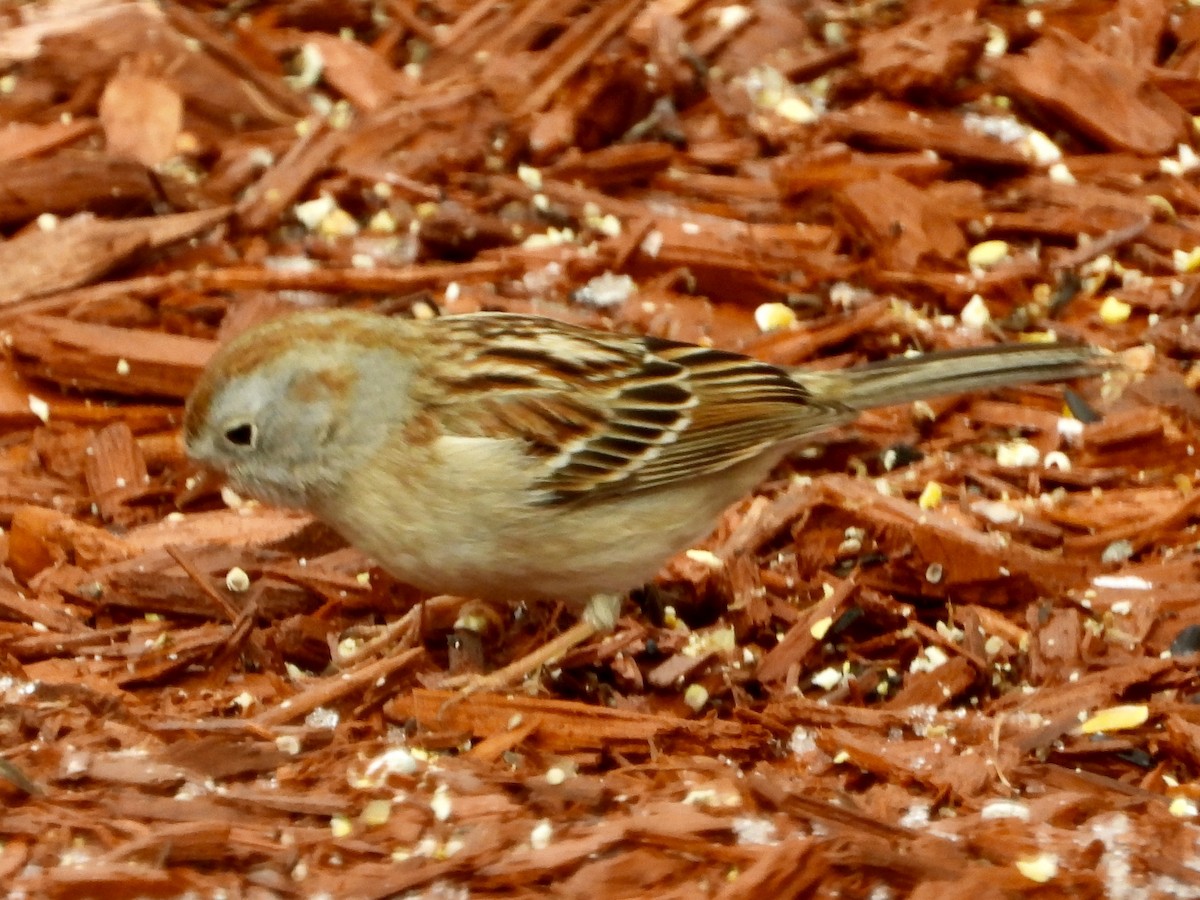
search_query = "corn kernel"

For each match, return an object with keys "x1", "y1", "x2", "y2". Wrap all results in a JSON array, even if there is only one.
[
  {"x1": 1098, "y1": 295, "x2": 1131, "y2": 325},
  {"x1": 683, "y1": 683, "x2": 709, "y2": 711},
  {"x1": 967, "y1": 239, "x2": 1010, "y2": 269},
  {"x1": 1174, "y1": 247, "x2": 1200, "y2": 273},
  {"x1": 1078, "y1": 704, "x2": 1149, "y2": 734},
  {"x1": 330, "y1": 814, "x2": 353, "y2": 838},
  {"x1": 1016, "y1": 853, "x2": 1059, "y2": 883},
  {"x1": 918, "y1": 481, "x2": 943, "y2": 509},
  {"x1": 360, "y1": 799, "x2": 392, "y2": 826},
  {"x1": 1169, "y1": 796, "x2": 1198, "y2": 818},
  {"x1": 754, "y1": 302, "x2": 796, "y2": 332}
]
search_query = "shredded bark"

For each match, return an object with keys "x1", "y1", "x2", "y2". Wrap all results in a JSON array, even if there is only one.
[{"x1": 0, "y1": 0, "x2": 1198, "y2": 895}]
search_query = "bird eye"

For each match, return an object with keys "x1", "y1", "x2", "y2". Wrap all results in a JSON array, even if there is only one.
[{"x1": 223, "y1": 421, "x2": 257, "y2": 448}]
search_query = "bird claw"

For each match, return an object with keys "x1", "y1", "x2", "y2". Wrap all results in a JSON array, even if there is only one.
[
  {"x1": 433, "y1": 677, "x2": 475, "y2": 719},
  {"x1": 431, "y1": 619, "x2": 602, "y2": 720}
]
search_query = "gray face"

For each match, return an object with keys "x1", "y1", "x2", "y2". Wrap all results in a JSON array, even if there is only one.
[
  {"x1": 185, "y1": 363, "x2": 338, "y2": 508},
  {"x1": 184, "y1": 346, "x2": 420, "y2": 510}
]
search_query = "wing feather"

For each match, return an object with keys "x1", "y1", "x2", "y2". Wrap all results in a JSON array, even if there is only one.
[{"x1": 426, "y1": 314, "x2": 848, "y2": 504}]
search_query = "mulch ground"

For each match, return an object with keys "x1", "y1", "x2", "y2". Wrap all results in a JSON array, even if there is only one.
[{"x1": 1, "y1": 0, "x2": 1200, "y2": 896}]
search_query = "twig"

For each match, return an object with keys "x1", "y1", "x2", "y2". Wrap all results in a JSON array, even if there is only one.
[{"x1": 254, "y1": 647, "x2": 425, "y2": 726}]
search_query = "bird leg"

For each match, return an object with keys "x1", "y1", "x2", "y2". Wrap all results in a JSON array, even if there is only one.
[
  {"x1": 337, "y1": 594, "x2": 469, "y2": 667},
  {"x1": 439, "y1": 593, "x2": 622, "y2": 696}
]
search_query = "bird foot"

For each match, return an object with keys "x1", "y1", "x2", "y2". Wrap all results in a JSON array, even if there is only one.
[{"x1": 435, "y1": 619, "x2": 600, "y2": 716}]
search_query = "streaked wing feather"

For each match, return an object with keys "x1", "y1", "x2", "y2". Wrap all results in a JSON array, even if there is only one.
[
  {"x1": 430, "y1": 314, "x2": 847, "y2": 504},
  {"x1": 467, "y1": 392, "x2": 609, "y2": 455}
]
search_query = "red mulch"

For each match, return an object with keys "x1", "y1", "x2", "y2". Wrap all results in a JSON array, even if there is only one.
[{"x1": 1, "y1": 0, "x2": 1199, "y2": 896}]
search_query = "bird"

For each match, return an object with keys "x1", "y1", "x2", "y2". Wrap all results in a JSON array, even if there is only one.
[{"x1": 183, "y1": 308, "x2": 1108, "y2": 693}]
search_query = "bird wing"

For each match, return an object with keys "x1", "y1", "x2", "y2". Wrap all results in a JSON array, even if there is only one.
[{"x1": 428, "y1": 315, "x2": 850, "y2": 504}]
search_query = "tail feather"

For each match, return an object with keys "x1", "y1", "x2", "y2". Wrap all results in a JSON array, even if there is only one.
[{"x1": 791, "y1": 342, "x2": 1108, "y2": 412}]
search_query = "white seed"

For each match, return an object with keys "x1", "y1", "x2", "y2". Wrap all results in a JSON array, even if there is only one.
[
  {"x1": 225, "y1": 567, "x2": 250, "y2": 592},
  {"x1": 775, "y1": 96, "x2": 817, "y2": 124},
  {"x1": 960, "y1": 294, "x2": 991, "y2": 329}
]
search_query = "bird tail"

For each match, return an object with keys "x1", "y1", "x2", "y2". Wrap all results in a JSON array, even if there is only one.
[{"x1": 790, "y1": 342, "x2": 1109, "y2": 412}]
